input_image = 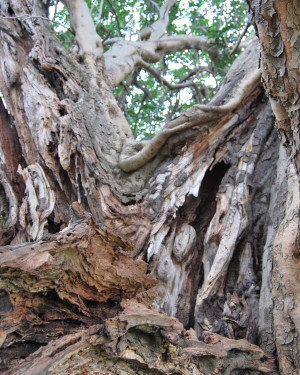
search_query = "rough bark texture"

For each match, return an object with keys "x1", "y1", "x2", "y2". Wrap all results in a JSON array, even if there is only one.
[
  {"x1": 249, "y1": 1, "x2": 300, "y2": 373},
  {"x1": 0, "y1": 0, "x2": 299, "y2": 374}
]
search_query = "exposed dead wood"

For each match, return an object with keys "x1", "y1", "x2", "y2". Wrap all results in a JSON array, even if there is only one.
[
  {"x1": 6, "y1": 301, "x2": 278, "y2": 375},
  {"x1": 0, "y1": 0, "x2": 299, "y2": 374},
  {"x1": 0, "y1": 213, "x2": 156, "y2": 372}
]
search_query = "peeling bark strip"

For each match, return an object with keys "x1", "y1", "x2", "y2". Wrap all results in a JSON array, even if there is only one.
[
  {"x1": 0, "y1": 171, "x2": 18, "y2": 230},
  {"x1": 18, "y1": 163, "x2": 55, "y2": 241},
  {"x1": 0, "y1": 0, "x2": 299, "y2": 373},
  {"x1": 272, "y1": 161, "x2": 300, "y2": 373},
  {"x1": 249, "y1": 0, "x2": 300, "y2": 372},
  {"x1": 250, "y1": 0, "x2": 300, "y2": 170}
]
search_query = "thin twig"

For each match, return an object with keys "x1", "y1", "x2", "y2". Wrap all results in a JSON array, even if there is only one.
[
  {"x1": 229, "y1": 22, "x2": 251, "y2": 56},
  {"x1": 90, "y1": 1, "x2": 95, "y2": 15},
  {"x1": 178, "y1": 66, "x2": 211, "y2": 83},
  {"x1": 169, "y1": 93, "x2": 180, "y2": 119},
  {"x1": 116, "y1": 67, "x2": 142, "y2": 118},
  {"x1": 134, "y1": 80, "x2": 153, "y2": 101},
  {"x1": 139, "y1": 59, "x2": 199, "y2": 91},
  {"x1": 51, "y1": 0, "x2": 59, "y2": 23},
  {"x1": 98, "y1": 0, "x2": 104, "y2": 19},
  {"x1": 106, "y1": 0, "x2": 121, "y2": 36},
  {"x1": 193, "y1": 84, "x2": 202, "y2": 103},
  {"x1": 133, "y1": 94, "x2": 147, "y2": 138}
]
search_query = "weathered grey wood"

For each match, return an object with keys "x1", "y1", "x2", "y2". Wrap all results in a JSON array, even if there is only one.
[{"x1": 0, "y1": 0, "x2": 299, "y2": 373}]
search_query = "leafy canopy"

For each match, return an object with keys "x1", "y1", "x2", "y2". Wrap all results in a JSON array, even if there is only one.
[{"x1": 49, "y1": 0, "x2": 253, "y2": 139}]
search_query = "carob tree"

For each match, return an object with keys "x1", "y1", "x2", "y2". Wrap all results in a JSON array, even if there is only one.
[{"x1": 0, "y1": 0, "x2": 299, "y2": 374}]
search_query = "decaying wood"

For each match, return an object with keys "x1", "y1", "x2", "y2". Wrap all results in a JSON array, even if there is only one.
[
  {"x1": 0, "y1": 210, "x2": 156, "y2": 371},
  {"x1": 2, "y1": 300, "x2": 278, "y2": 375},
  {"x1": 0, "y1": 0, "x2": 299, "y2": 374}
]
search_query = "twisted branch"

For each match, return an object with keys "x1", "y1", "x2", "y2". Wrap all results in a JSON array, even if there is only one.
[{"x1": 119, "y1": 68, "x2": 261, "y2": 172}]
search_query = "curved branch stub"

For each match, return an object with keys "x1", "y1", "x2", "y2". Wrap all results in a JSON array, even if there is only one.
[
  {"x1": 173, "y1": 224, "x2": 196, "y2": 262},
  {"x1": 18, "y1": 163, "x2": 55, "y2": 241}
]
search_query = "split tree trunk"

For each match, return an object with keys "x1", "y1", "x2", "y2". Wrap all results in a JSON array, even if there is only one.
[{"x1": 0, "y1": 1, "x2": 299, "y2": 374}]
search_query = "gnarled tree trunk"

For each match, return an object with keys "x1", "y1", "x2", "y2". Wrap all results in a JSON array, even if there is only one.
[{"x1": 0, "y1": 0, "x2": 299, "y2": 374}]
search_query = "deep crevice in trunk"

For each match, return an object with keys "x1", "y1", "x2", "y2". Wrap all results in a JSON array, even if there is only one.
[
  {"x1": 176, "y1": 161, "x2": 230, "y2": 329},
  {"x1": 0, "y1": 99, "x2": 26, "y2": 201}
]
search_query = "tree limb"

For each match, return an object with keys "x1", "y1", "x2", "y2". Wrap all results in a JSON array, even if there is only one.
[
  {"x1": 103, "y1": 0, "x2": 213, "y2": 87},
  {"x1": 148, "y1": 0, "x2": 160, "y2": 12},
  {"x1": 62, "y1": 0, "x2": 103, "y2": 59},
  {"x1": 189, "y1": 68, "x2": 261, "y2": 114},
  {"x1": 119, "y1": 109, "x2": 217, "y2": 173},
  {"x1": 119, "y1": 68, "x2": 261, "y2": 172},
  {"x1": 140, "y1": 0, "x2": 177, "y2": 40},
  {"x1": 104, "y1": 35, "x2": 212, "y2": 87},
  {"x1": 178, "y1": 66, "x2": 211, "y2": 83}
]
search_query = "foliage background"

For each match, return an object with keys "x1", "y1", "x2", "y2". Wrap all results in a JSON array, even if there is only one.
[{"x1": 50, "y1": 0, "x2": 253, "y2": 139}]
